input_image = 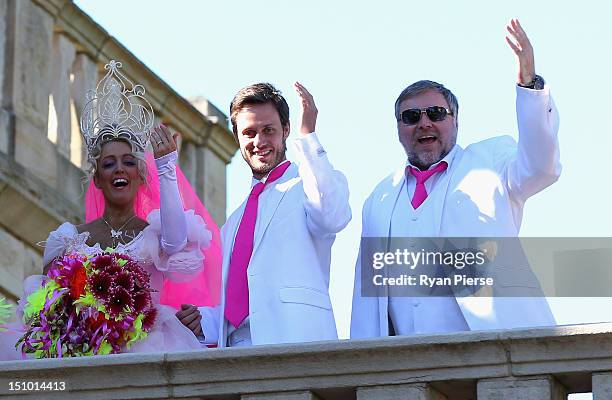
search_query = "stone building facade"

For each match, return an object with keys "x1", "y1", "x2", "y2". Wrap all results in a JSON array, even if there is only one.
[{"x1": 0, "y1": 0, "x2": 238, "y2": 301}]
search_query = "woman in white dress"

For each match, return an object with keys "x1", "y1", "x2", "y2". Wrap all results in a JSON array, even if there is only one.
[{"x1": 1, "y1": 60, "x2": 221, "y2": 358}]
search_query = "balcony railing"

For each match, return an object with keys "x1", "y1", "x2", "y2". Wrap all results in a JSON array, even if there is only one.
[{"x1": 1, "y1": 323, "x2": 611, "y2": 399}]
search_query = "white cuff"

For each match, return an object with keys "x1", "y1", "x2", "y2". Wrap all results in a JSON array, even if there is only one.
[
  {"x1": 293, "y1": 132, "x2": 327, "y2": 158},
  {"x1": 198, "y1": 306, "x2": 220, "y2": 346},
  {"x1": 155, "y1": 151, "x2": 178, "y2": 176}
]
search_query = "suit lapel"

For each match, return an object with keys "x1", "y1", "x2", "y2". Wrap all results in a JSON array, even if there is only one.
[
  {"x1": 376, "y1": 167, "x2": 405, "y2": 336},
  {"x1": 251, "y1": 163, "x2": 298, "y2": 254},
  {"x1": 218, "y1": 209, "x2": 245, "y2": 348},
  {"x1": 380, "y1": 167, "x2": 406, "y2": 237},
  {"x1": 434, "y1": 145, "x2": 464, "y2": 235}
]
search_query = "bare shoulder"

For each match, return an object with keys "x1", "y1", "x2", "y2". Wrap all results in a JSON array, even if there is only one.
[
  {"x1": 75, "y1": 220, "x2": 101, "y2": 235},
  {"x1": 133, "y1": 217, "x2": 149, "y2": 231}
]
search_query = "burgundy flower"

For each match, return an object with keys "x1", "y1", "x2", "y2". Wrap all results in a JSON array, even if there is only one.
[
  {"x1": 123, "y1": 264, "x2": 148, "y2": 289},
  {"x1": 132, "y1": 291, "x2": 150, "y2": 313},
  {"x1": 142, "y1": 307, "x2": 157, "y2": 331},
  {"x1": 88, "y1": 272, "x2": 112, "y2": 301},
  {"x1": 113, "y1": 272, "x2": 134, "y2": 292},
  {"x1": 105, "y1": 265, "x2": 122, "y2": 277},
  {"x1": 106, "y1": 287, "x2": 134, "y2": 317},
  {"x1": 92, "y1": 254, "x2": 112, "y2": 269}
]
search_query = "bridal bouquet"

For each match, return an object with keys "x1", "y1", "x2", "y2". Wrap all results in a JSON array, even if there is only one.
[{"x1": 17, "y1": 251, "x2": 157, "y2": 358}]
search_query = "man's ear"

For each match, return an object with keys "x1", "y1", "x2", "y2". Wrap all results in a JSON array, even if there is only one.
[{"x1": 282, "y1": 122, "x2": 290, "y2": 140}]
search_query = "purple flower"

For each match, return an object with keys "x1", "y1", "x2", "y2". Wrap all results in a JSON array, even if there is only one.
[{"x1": 48, "y1": 254, "x2": 86, "y2": 287}]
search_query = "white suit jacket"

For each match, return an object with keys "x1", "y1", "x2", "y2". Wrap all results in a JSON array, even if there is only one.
[
  {"x1": 351, "y1": 86, "x2": 561, "y2": 338},
  {"x1": 201, "y1": 133, "x2": 351, "y2": 347}
]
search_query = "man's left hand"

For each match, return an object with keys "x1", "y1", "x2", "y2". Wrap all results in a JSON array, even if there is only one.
[
  {"x1": 175, "y1": 304, "x2": 203, "y2": 336},
  {"x1": 294, "y1": 81, "x2": 318, "y2": 135},
  {"x1": 505, "y1": 19, "x2": 536, "y2": 86}
]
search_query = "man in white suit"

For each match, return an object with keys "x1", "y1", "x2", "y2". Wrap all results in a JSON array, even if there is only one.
[
  {"x1": 351, "y1": 19, "x2": 561, "y2": 339},
  {"x1": 178, "y1": 82, "x2": 351, "y2": 347}
]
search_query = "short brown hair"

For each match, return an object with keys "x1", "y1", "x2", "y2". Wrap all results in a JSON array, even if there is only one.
[{"x1": 229, "y1": 83, "x2": 290, "y2": 136}]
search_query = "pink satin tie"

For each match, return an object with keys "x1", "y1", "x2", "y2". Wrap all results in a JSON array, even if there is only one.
[
  {"x1": 225, "y1": 161, "x2": 292, "y2": 328},
  {"x1": 408, "y1": 161, "x2": 448, "y2": 209}
]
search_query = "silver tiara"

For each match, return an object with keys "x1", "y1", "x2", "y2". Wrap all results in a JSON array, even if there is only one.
[{"x1": 80, "y1": 60, "x2": 154, "y2": 157}]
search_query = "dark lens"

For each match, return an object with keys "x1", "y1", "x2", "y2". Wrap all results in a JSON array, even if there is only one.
[
  {"x1": 401, "y1": 109, "x2": 422, "y2": 125},
  {"x1": 426, "y1": 106, "x2": 447, "y2": 122}
]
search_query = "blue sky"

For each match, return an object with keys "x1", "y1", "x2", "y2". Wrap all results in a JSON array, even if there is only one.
[{"x1": 75, "y1": 0, "x2": 612, "y2": 347}]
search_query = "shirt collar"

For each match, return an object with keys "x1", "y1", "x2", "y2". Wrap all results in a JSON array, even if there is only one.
[
  {"x1": 405, "y1": 144, "x2": 458, "y2": 172},
  {"x1": 250, "y1": 159, "x2": 291, "y2": 188}
]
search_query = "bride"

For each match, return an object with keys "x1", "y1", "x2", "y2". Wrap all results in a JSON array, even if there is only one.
[{"x1": 2, "y1": 60, "x2": 221, "y2": 358}]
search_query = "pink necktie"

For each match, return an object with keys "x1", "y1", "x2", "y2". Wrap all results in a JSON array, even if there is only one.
[
  {"x1": 225, "y1": 161, "x2": 292, "y2": 328},
  {"x1": 408, "y1": 161, "x2": 448, "y2": 209}
]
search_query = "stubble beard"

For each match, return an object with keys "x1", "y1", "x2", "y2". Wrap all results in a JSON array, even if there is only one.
[{"x1": 242, "y1": 140, "x2": 287, "y2": 177}]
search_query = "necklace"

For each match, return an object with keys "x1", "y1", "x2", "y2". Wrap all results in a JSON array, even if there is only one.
[{"x1": 102, "y1": 214, "x2": 138, "y2": 246}]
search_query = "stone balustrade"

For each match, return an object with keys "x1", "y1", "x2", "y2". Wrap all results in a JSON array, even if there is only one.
[{"x1": 1, "y1": 323, "x2": 611, "y2": 399}]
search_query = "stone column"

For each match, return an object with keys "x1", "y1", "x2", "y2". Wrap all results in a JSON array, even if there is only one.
[
  {"x1": 178, "y1": 140, "x2": 197, "y2": 186},
  {"x1": 196, "y1": 145, "x2": 227, "y2": 225},
  {"x1": 48, "y1": 33, "x2": 75, "y2": 158},
  {"x1": 70, "y1": 52, "x2": 98, "y2": 169},
  {"x1": 0, "y1": 0, "x2": 9, "y2": 154},
  {"x1": 357, "y1": 383, "x2": 447, "y2": 400},
  {"x1": 242, "y1": 391, "x2": 322, "y2": 400},
  {"x1": 477, "y1": 376, "x2": 567, "y2": 400},
  {"x1": 593, "y1": 372, "x2": 612, "y2": 399},
  {"x1": 11, "y1": 0, "x2": 56, "y2": 184}
]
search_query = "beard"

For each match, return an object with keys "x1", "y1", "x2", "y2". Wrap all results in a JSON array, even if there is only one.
[
  {"x1": 407, "y1": 136, "x2": 456, "y2": 170},
  {"x1": 408, "y1": 149, "x2": 443, "y2": 170},
  {"x1": 241, "y1": 140, "x2": 287, "y2": 178}
]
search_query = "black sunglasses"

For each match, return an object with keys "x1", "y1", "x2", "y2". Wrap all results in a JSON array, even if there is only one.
[{"x1": 400, "y1": 106, "x2": 454, "y2": 125}]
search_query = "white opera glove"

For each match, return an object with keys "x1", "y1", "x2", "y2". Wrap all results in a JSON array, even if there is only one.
[{"x1": 155, "y1": 151, "x2": 187, "y2": 255}]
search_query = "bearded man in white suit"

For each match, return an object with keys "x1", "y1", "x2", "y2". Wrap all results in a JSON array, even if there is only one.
[
  {"x1": 177, "y1": 82, "x2": 351, "y2": 347},
  {"x1": 351, "y1": 19, "x2": 560, "y2": 339}
]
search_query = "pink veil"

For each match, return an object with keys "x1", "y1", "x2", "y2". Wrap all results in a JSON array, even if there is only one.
[{"x1": 85, "y1": 152, "x2": 221, "y2": 310}]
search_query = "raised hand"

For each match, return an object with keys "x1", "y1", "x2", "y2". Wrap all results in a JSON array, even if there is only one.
[
  {"x1": 505, "y1": 19, "x2": 535, "y2": 86},
  {"x1": 151, "y1": 124, "x2": 179, "y2": 159},
  {"x1": 294, "y1": 82, "x2": 318, "y2": 135},
  {"x1": 175, "y1": 304, "x2": 203, "y2": 337}
]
